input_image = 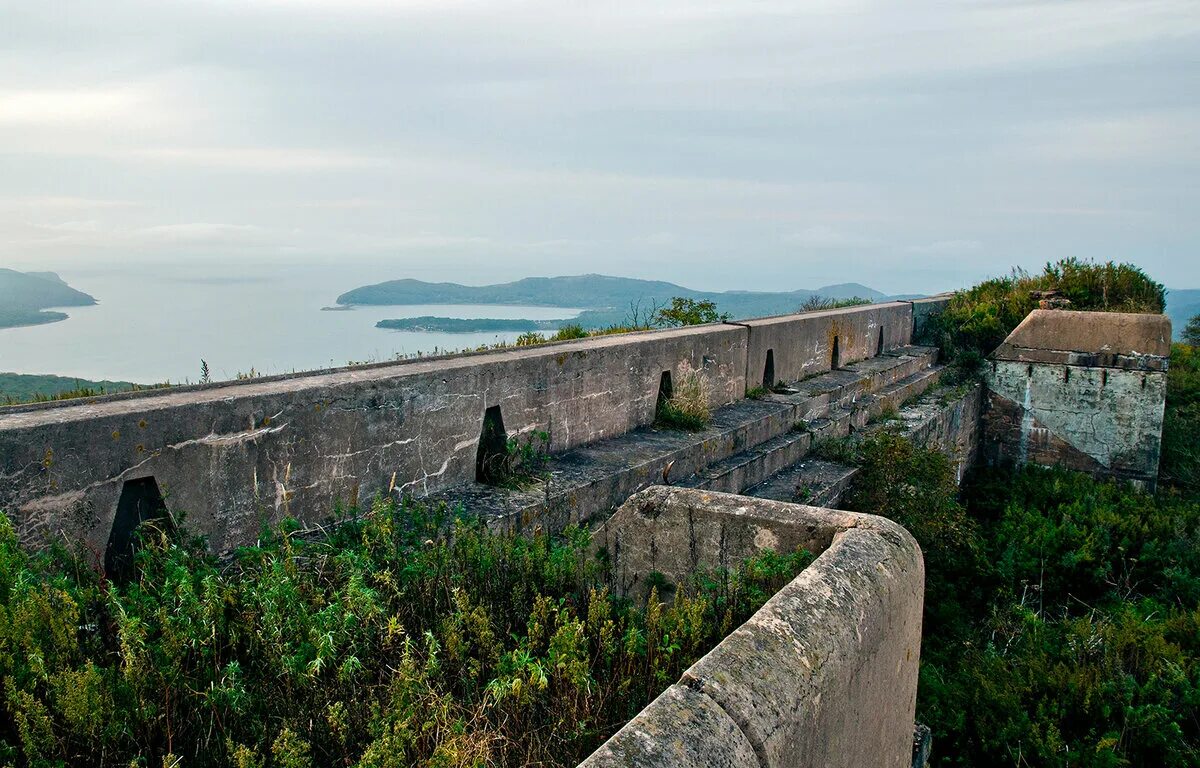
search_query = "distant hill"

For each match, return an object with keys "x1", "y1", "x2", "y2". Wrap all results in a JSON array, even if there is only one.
[
  {"x1": 1167, "y1": 288, "x2": 1200, "y2": 339},
  {"x1": 0, "y1": 372, "x2": 139, "y2": 404},
  {"x1": 0, "y1": 269, "x2": 96, "y2": 329},
  {"x1": 338, "y1": 274, "x2": 895, "y2": 328}
]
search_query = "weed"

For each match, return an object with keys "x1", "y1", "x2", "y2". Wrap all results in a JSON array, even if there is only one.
[
  {"x1": 655, "y1": 369, "x2": 711, "y2": 431},
  {"x1": 0, "y1": 499, "x2": 808, "y2": 767}
]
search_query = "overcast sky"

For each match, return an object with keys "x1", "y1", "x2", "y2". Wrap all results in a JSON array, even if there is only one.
[{"x1": 1, "y1": 0, "x2": 1197, "y2": 294}]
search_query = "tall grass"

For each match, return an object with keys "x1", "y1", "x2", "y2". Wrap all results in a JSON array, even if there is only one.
[{"x1": 0, "y1": 499, "x2": 809, "y2": 767}]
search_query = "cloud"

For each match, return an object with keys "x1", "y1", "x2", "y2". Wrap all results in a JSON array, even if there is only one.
[
  {"x1": 784, "y1": 226, "x2": 880, "y2": 249},
  {"x1": 905, "y1": 240, "x2": 983, "y2": 256},
  {"x1": 0, "y1": 88, "x2": 145, "y2": 125},
  {"x1": 0, "y1": 0, "x2": 1196, "y2": 292}
]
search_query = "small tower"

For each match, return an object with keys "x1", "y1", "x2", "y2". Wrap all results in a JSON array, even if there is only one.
[{"x1": 982, "y1": 309, "x2": 1171, "y2": 489}]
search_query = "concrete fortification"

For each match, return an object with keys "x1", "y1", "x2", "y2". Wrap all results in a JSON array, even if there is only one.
[{"x1": 0, "y1": 295, "x2": 1173, "y2": 767}]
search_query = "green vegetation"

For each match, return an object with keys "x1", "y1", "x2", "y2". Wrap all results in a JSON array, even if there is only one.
[
  {"x1": 479, "y1": 430, "x2": 552, "y2": 489},
  {"x1": 654, "y1": 370, "x2": 711, "y2": 431},
  {"x1": 0, "y1": 498, "x2": 811, "y2": 767},
  {"x1": 837, "y1": 335, "x2": 1200, "y2": 765},
  {"x1": 0, "y1": 372, "x2": 159, "y2": 406},
  {"x1": 0, "y1": 270, "x2": 95, "y2": 330},
  {"x1": 797, "y1": 295, "x2": 873, "y2": 312},
  {"x1": 1160, "y1": 343, "x2": 1199, "y2": 492},
  {"x1": 651, "y1": 297, "x2": 729, "y2": 327},
  {"x1": 1183, "y1": 313, "x2": 1200, "y2": 346},
  {"x1": 1166, "y1": 290, "x2": 1200, "y2": 341},
  {"x1": 923, "y1": 258, "x2": 1166, "y2": 363}
]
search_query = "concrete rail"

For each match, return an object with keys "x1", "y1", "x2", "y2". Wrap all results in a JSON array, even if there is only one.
[{"x1": 582, "y1": 486, "x2": 924, "y2": 768}]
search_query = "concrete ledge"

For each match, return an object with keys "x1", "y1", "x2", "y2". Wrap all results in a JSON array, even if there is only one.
[{"x1": 582, "y1": 487, "x2": 924, "y2": 768}]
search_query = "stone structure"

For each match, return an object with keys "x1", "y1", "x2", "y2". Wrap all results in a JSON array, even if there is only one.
[
  {"x1": 0, "y1": 298, "x2": 948, "y2": 555},
  {"x1": 581, "y1": 486, "x2": 924, "y2": 768},
  {"x1": 1, "y1": 293, "x2": 1181, "y2": 768},
  {"x1": 983, "y1": 309, "x2": 1171, "y2": 488}
]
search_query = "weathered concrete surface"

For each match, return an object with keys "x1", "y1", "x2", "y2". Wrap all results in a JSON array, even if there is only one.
[
  {"x1": 578, "y1": 683, "x2": 760, "y2": 768},
  {"x1": 984, "y1": 361, "x2": 1166, "y2": 486},
  {"x1": 2, "y1": 302, "x2": 933, "y2": 556},
  {"x1": 897, "y1": 382, "x2": 983, "y2": 484},
  {"x1": 582, "y1": 487, "x2": 924, "y2": 768},
  {"x1": 909, "y1": 294, "x2": 953, "y2": 341},
  {"x1": 983, "y1": 310, "x2": 1169, "y2": 487},
  {"x1": 0, "y1": 324, "x2": 745, "y2": 553},
  {"x1": 746, "y1": 380, "x2": 982, "y2": 505},
  {"x1": 428, "y1": 346, "x2": 939, "y2": 535},
  {"x1": 744, "y1": 302, "x2": 914, "y2": 390},
  {"x1": 993, "y1": 309, "x2": 1171, "y2": 370}
]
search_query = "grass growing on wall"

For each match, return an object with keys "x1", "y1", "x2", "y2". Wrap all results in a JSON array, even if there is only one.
[
  {"x1": 654, "y1": 369, "x2": 712, "y2": 432},
  {"x1": 0, "y1": 498, "x2": 810, "y2": 768}
]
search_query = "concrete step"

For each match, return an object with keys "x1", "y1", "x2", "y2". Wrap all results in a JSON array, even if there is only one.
[
  {"x1": 678, "y1": 429, "x2": 812, "y2": 495},
  {"x1": 849, "y1": 365, "x2": 945, "y2": 428},
  {"x1": 747, "y1": 379, "x2": 983, "y2": 509},
  {"x1": 422, "y1": 347, "x2": 943, "y2": 532},
  {"x1": 745, "y1": 459, "x2": 859, "y2": 507},
  {"x1": 767, "y1": 345, "x2": 939, "y2": 420}
]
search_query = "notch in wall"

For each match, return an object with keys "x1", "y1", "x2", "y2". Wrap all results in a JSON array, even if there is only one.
[
  {"x1": 475, "y1": 405, "x2": 509, "y2": 484},
  {"x1": 656, "y1": 370, "x2": 674, "y2": 409},
  {"x1": 831, "y1": 337, "x2": 841, "y2": 369},
  {"x1": 762, "y1": 349, "x2": 775, "y2": 390},
  {"x1": 105, "y1": 476, "x2": 172, "y2": 583}
]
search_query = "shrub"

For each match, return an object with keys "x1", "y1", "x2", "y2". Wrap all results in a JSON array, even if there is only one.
[
  {"x1": 515, "y1": 331, "x2": 546, "y2": 347},
  {"x1": 925, "y1": 259, "x2": 1166, "y2": 361},
  {"x1": 550, "y1": 324, "x2": 588, "y2": 341},
  {"x1": 798, "y1": 295, "x2": 872, "y2": 312},
  {"x1": 653, "y1": 297, "x2": 729, "y2": 327},
  {"x1": 655, "y1": 369, "x2": 711, "y2": 431},
  {"x1": 841, "y1": 432, "x2": 1200, "y2": 766},
  {"x1": 1161, "y1": 343, "x2": 1200, "y2": 492},
  {"x1": 0, "y1": 500, "x2": 811, "y2": 767},
  {"x1": 1184, "y1": 314, "x2": 1200, "y2": 347}
]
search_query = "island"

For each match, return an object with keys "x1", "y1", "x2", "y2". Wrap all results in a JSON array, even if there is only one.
[
  {"x1": 0, "y1": 269, "x2": 97, "y2": 329},
  {"x1": 339, "y1": 273, "x2": 898, "y2": 332},
  {"x1": 376, "y1": 317, "x2": 556, "y2": 333}
]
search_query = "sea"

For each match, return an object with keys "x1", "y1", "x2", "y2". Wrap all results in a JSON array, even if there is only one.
[{"x1": 0, "y1": 264, "x2": 580, "y2": 384}]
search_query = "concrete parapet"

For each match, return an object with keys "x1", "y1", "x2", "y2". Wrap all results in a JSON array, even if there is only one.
[
  {"x1": 582, "y1": 486, "x2": 924, "y2": 768},
  {"x1": 908, "y1": 294, "x2": 953, "y2": 341},
  {"x1": 1, "y1": 302, "x2": 922, "y2": 555},
  {"x1": 743, "y1": 302, "x2": 914, "y2": 390}
]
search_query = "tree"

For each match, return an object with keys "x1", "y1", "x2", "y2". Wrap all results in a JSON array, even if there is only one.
[
  {"x1": 1184, "y1": 314, "x2": 1200, "y2": 346},
  {"x1": 653, "y1": 297, "x2": 729, "y2": 327}
]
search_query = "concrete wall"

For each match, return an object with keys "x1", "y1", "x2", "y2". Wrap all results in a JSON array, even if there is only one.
[
  {"x1": 742, "y1": 301, "x2": 913, "y2": 390},
  {"x1": 909, "y1": 294, "x2": 953, "y2": 341},
  {"x1": 984, "y1": 360, "x2": 1167, "y2": 486},
  {"x1": 1, "y1": 302, "x2": 921, "y2": 554},
  {"x1": 582, "y1": 486, "x2": 924, "y2": 768}
]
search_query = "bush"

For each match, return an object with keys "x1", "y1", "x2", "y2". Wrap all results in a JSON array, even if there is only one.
[
  {"x1": 0, "y1": 500, "x2": 811, "y2": 767},
  {"x1": 798, "y1": 295, "x2": 872, "y2": 312},
  {"x1": 653, "y1": 297, "x2": 729, "y2": 327},
  {"x1": 841, "y1": 435, "x2": 1200, "y2": 766},
  {"x1": 514, "y1": 331, "x2": 546, "y2": 346},
  {"x1": 1161, "y1": 343, "x2": 1200, "y2": 492},
  {"x1": 550, "y1": 324, "x2": 588, "y2": 341},
  {"x1": 925, "y1": 259, "x2": 1166, "y2": 361}
]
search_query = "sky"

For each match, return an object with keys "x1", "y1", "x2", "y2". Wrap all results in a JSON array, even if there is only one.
[{"x1": 1, "y1": 0, "x2": 1198, "y2": 295}]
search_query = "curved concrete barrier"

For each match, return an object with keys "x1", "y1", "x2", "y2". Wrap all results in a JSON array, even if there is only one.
[{"x1": 583, "y1": 486, "x2": 924, "y2": 768}]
